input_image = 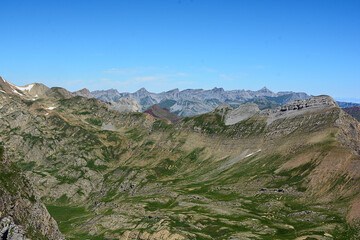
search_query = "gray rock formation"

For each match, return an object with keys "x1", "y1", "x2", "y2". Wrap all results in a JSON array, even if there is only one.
[
  {"x1": 108, "y1": 97, "x2": 142, "y2": 113},
  {"x1": 225, "y1": 103, "x2": 260, "y2": 125},
  {"x1": 223, "y1": 96, "x2": 338, "y2": 126},
  {"x1": 262, "y1": 95, "x2": 339, "y2": 124}
]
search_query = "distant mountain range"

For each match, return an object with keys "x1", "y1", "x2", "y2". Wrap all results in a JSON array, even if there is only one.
[
  {"x1": 343, "y1": 106, "x2": 360, "y2": 122},
  {"x1": 337, "y1": 101, "x2": 360, "y2": 108},
  {"x1": 89, "y1": 87, "x2": 311, "y2": 117},
  {"x1": 2, "y1": 75, "x2": 358, "y2": 118}
]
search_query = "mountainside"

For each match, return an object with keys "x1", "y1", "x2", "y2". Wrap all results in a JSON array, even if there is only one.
[
  {"x1": 1, "y1": 77, "x2": 360, "y2": 239},
  {"x1": 91, "y1": 86, "x2": 311, "y2": 117},
  {"x1": 0, "y1": 146, "x2": 64, "y2": 240},
  {"x1": 343, "y1": 106, "x2": 360, "y2": 122},
  {"x1": 144, "y1": 104, "x2": 181, "y2": 123}
]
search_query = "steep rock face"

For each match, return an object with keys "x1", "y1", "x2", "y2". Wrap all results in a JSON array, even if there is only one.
[
  {"x1": 0, "y1": 147, "x2": 64, "y2": 240},
  {"x1": 108, "y1": 97, "x2": 142, "y2": 113},
  {"x1": 72, "y1": 88, "x2": 93, "y2": 98}
]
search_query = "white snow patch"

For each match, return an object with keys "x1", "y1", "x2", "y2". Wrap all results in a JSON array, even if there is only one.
[
  {"x1": 47, "y1": 107, "x2": 56, "y2": 110},
  {"x1": 245, "y1": 149, "x2": 262, "y2": 158},
  {"x1": 16, "y1": 84, "x2": 34, "y2": 92},
  {"x1": 45, "y1": 113, "x2": 49, "y2": 116},
  {"x1": 34, "y1": 94, "x2": 38, "y2": 98},
  {"x1": 32, "y1": 99, "x2": 36, "y2": 101},
  {"x1": 12, "y1": 89, "x2": 24, "y2": 96},
  {"x1": 0, "y1": 90, "x2": 5, "y2": 93}
]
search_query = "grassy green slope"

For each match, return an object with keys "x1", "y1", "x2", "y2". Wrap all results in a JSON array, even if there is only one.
[{"x1": 0, "y1": 93, "x2": 360, "y2": 239}]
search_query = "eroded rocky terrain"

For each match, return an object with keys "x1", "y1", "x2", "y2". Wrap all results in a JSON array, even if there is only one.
[{"x1": 1, "y1": 77, "x2": 360, "y2": 239}]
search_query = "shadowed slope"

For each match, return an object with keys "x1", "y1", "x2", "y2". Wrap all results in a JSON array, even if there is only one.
[{"x1": 145, "y1": 104, "x2": 181, "y2": 123}]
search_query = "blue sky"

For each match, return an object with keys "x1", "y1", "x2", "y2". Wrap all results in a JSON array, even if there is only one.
[{"x1": 0, "y1": 0, "x2": 359, "y2": 101}]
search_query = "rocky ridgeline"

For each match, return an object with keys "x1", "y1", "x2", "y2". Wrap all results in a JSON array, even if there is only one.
[
  {"x1": 223, "y1": 95, "x2": 339, "y2": 125},
  {"x1": 90, "y1": 85, "x2": 310, "y2": 116},
  {"x1": 263, "y1": 95, "x2": 338, "y2": 124}
]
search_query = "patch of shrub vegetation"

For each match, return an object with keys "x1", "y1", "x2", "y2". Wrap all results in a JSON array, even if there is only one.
[{"x1": 85, "y1": 118, "x2": 102, "y2": 126}]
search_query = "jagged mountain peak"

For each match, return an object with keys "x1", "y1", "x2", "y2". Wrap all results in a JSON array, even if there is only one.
[
  {"x1": 211, "y1": 87, "x2": 225, "y2": 92},
  {"x1": 136, "y1": 87, "x2": 149, "y2": 93},
  {"x1": 257, "y1": 86, "x2": 274, "y2": 93}
]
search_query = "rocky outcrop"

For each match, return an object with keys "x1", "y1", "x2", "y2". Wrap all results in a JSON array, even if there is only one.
[
  {"x1": 262, "y1": 95, "x2": 339, "y2": 124},
  {"x1": 0, "y1": 216, "x2": 30, "y2": 240},
  {"x1": 108, "y1": 97, "x2": 142, "y2": 113},
  {"x1": 222, "y1": 95, "x2": 338, "y2": 126}
]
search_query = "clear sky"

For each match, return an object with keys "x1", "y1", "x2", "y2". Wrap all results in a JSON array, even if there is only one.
[{"x1": 0, "y1": 0, "x2": 359, "y2": 101}]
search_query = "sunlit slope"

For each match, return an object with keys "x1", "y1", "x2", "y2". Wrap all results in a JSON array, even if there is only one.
[{"x1": 0, "y1": 90, "x2": 359, "y2": 239}]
